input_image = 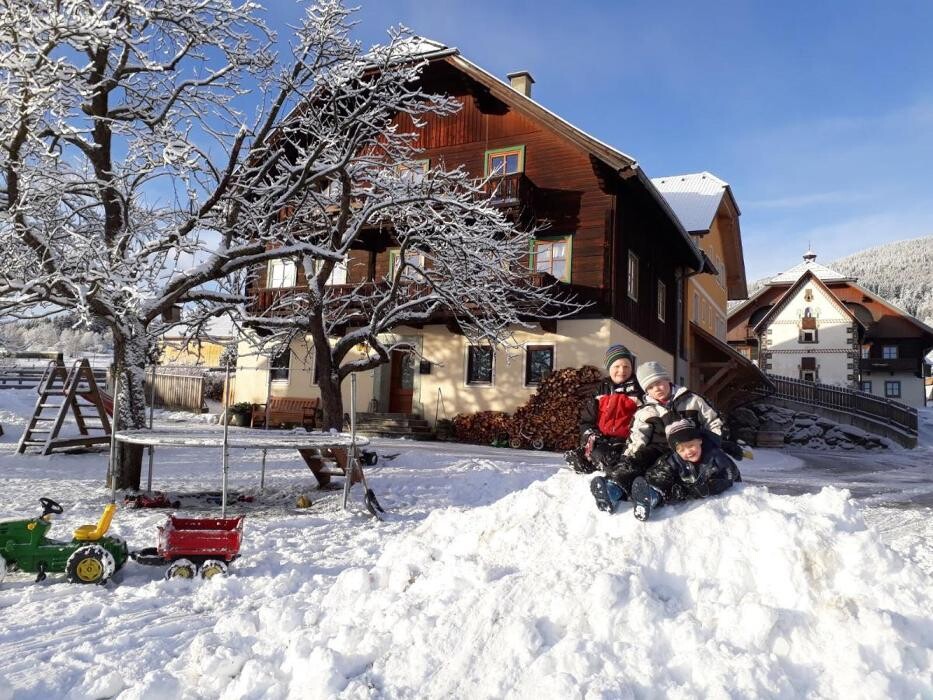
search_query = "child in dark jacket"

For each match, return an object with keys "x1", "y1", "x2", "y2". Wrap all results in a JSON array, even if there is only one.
[
  {"x1": 630, "y1": 418, "x2": 741, "y2": 521},
  {"x1": 564, "y1": 344, "x2": 642, "y2": 475}
]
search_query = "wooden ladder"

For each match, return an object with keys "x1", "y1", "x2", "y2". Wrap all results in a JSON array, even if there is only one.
[{"x1": 17, "y1": 359, "x2": 112, "y2": 455}]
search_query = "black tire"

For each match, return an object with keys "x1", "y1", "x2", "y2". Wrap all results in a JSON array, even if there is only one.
[
  {"x1": 531, "y1": 437, "x2": 545, "y2": 451},
  {"x1": 66, "y1": 545, "x2": 115, "y2": 585}
]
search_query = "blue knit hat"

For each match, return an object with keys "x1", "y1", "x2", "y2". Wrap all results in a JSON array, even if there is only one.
[{"x1": 605, "y1": 344, "x2": 635, "y2": 370}]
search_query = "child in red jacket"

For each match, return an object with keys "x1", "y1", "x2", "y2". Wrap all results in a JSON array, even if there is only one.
[{"x1": 564, "y1": 344, "x2": 643, "y2": 475}]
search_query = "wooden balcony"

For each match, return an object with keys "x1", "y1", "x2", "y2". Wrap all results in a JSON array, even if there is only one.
[
  {"x1": 859, "y1": 357, "x2": 918, "y2": 373},
  {"x1": 482, "y1": 173, "x2": 536, "y2": 215}
]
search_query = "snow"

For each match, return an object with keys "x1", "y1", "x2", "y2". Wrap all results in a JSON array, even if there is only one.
[{"x1": 1, "y1": 390, "x2": 932, "y2": 698}]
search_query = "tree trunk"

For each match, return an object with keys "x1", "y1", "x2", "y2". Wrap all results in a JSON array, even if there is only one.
[
  {"x1": 109, "y1": 326, "x2": 149, "y2": 490},
  {"x1": 316, "y1": 344, "x2": 345, "y2": 432}
]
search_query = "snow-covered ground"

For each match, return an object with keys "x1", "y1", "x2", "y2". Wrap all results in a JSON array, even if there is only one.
[{"x1": 0, "y1": 391, "x2": 931, "y2": 699}]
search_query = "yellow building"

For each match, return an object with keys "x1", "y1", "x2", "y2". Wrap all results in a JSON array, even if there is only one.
[{"x1": 651, "y1": 172, "x2": 750, "y2": 396}]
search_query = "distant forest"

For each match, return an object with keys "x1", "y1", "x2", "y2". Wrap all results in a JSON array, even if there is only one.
[{"x1": 830, "y1": 235, "x2": 933, "y2": 325}]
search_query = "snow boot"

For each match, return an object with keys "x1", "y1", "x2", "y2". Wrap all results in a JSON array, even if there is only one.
[
  {"x1": 590, "y1": 476, "x2": 614, "y2": 512},
  {"x1": 632, "y1": 477, "x2": 661, "y2": 522}
]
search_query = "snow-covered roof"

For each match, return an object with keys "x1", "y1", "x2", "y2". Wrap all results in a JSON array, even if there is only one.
[
  {"x1": 767, "y1": 251, "x2": 854, "y2": 285},
  {"x1": 650, "y1": 172, "x2": 731, "y2": 233}
]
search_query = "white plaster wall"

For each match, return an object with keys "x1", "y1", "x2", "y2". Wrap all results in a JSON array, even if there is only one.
[
  {"x1": 234, "y1": 334, "x2": 376, "y2": 415},
  {"x1": 764, "y1": 283, "x2": 855, "y2": 387},
  {"x1": 236, "y1": 319, "x2": 674, "y2": 424},
  {"x1": 861, "y1": 371, "x2": 925, "y2": 408}
]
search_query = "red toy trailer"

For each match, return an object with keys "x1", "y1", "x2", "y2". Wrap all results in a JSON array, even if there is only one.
[{"x1": 131, "y1": 514, "x2": 244, "y2": 579}]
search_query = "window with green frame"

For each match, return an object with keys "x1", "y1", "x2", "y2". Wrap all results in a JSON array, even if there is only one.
[
  {"x1": 529, "y1": 236, "x2": 572, "y2": 282},
  {"x1": 485, "y1": 145, "x2": 525, "y2": 176}
]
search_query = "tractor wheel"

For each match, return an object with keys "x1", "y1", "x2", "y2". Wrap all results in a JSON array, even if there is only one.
[
  {"x1": 66, "y1": 545, "x2": 116, "y2": 585},
  {"x1": 165, "y1": 559, "x2": 197, "y2": 580},
  {"x1": 508, "y1": 436, "x2": 522, "y2": 449},
  {"x1": 0, "y1": 554, "x2": 7, "y2": 584},
  {"x1": 199, "y1": 559, "x2": 228, "y2": 580},
  {"x1": 531, "y1": 437, "x2": 546, "y2": 451}
]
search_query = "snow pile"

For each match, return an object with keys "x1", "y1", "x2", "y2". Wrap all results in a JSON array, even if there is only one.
[{"x1": 162, "y1": 474, "x2": 931, "y2": 699}]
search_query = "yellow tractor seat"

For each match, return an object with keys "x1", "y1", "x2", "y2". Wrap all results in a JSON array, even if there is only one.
[{"x1": 73, "y1": 503, "x2": 117, "y2": 541}]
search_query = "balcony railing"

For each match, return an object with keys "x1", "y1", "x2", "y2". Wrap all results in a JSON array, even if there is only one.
[
  {"x1": 482, "y1": 173, "x2": 535, "y2": 209},
  {"x1": 767, "y1": 374, "x2": 917, "y2": 435},
  {"x1": 859, "y1": 357, "x2": 918, "y2": 373}
]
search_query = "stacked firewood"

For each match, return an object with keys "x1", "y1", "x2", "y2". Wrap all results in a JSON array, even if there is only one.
[
  {"x1": 452, "y1": 365, "x2": 604, "y2": 450},
  {"x1": 451, "y1": 411, "x2": 513, "y2": 446}
]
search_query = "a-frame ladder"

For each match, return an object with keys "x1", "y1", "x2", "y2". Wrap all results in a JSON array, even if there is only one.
[{"x1": 17, "y1": 359, "x2": 112, "y2": 455}]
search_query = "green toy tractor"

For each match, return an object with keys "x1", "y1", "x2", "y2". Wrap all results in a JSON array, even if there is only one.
[{"x1": 0, "y1": 497, "x2": 128, "y2": 585}]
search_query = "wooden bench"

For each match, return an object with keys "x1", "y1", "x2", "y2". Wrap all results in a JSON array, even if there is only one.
[{"x1": 251, "y1": 397, "x2": 320, "y2": 429}]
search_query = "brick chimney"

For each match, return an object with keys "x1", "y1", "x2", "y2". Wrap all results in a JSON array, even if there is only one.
[{"x1": 507, "y1": 71, "x2": 535, "y2": 98}]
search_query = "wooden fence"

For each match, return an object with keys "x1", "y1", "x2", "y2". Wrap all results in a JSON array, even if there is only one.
[
  {"x1": 144, "y1": 371, "x2": 206, "y2": 412},
  {"x1": 768, "y1": 375, "x2": 918, "y2": 436},
  {"x1": 0, "y1": 364, "x2": 107, "y2": 389}
]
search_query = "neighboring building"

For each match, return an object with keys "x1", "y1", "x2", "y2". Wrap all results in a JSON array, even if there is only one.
[
  {"x1": 652, "y1": 172, "x2": 759, "y2": 404},
  {"x1": 234, "y1": 40, "x2": 722, "y2": 421},
  {"x1": 728, "y1": 251, "x2": 933, "y2": 408},
  {"x1": 159, "y1": 316, "x2": 233, "y2": 367}
]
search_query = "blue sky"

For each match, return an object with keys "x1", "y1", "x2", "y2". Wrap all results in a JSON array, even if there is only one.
[{"x1": 264, "y1": 0, "x2": 933, "y2": 281}]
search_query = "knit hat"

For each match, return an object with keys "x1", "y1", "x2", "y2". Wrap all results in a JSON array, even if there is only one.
[
  {"x1": 604, "y1": 344, "x2": 635, "y2": 370},
  {"x1": 665, "y1": 418, "x2": 700, "y2": 448},
  {"x1": 636, "y1": 361, "x2": 670, "y2": 390}
]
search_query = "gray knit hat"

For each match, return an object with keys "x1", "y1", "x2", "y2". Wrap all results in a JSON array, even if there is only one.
[{"x1": 636, "y1": 361, "x2": 670, "y2": 390}]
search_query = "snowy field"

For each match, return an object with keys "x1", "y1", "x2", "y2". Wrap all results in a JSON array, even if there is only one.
[{"x1": 1, "y1": 390, "x2": 932, "y2": 699}]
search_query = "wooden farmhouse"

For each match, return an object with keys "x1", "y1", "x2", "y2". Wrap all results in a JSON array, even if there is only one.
[
  {"x1": 728, "y1": 251, "x2": 933, "y2": 408},
  {"x1": 233, "y1": 40, "x2": 765, "y2": 425}
]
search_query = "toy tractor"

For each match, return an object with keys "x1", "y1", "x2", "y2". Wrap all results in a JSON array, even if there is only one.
[{"x1": 0, "y1": 497, "x2": 129, "y2": 585}]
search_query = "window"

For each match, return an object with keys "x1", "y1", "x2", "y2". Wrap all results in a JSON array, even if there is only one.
[
  {"x1": 804, "y1": 288, "x2": 814, "y2": 302},
  {"x1": 314, "y1": 256, "x2": 348, "y2": 286},
  {"x1": 531, "y1": 237, "x2": 571, "y2": 281},
  {"x1": 524, "y1": 345, "x2": 554, "y2": 386},
  {"x1": 388, "y1": 249, "x2": 425, "y2": 281},
  {"x1": 882, "y1": 345, "x2": 898, "y2": 359},
  {"x1": 860, "y1": 381, "x2": 872, "y2": 393},
  {"x1": 466, "y1": 346, "x2": 494, "y2": 385},
  {"x1": 267, "y1": 259, "x2": 297, "y2": 288},
  {"x1": 885, "y1": 380, "x2": 901, "y2": 398},
  {"x1": 270, "y1": 350, "x2": 290, "y2": 382},
  {"x1": 485, "y1": 146, "x2": 525, "y2": 176},
  {"x1": 627, "y1": 252, "x2": 639, "y2": 301},
  {"x1": 800, "y1": 357, "x2": 817, "y2": 381},
  {"x1": 799, "y1": 329, "x2": 818, "y2": 343},
  {"x1": 861, "y1": 344, "x2": 871, "y2": 359},
  {"x1": 657, "y1": 280, "x2": 666, "y2": 322},
  {"x1": 396, "y1": 158, "x2": 430, "y2": 181}
]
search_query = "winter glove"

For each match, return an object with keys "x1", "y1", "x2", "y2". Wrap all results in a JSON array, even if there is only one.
[{"x1": 721, "y1": 440, "x2": 744, "y2": 461}]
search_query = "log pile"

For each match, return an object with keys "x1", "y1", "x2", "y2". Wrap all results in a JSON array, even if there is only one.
[
  {"x1": 452, "y1": 365, "x2": 604, "y2": 450},
  {"x1": 451, "y1": 411, "x2": 512, "y2": 447}
]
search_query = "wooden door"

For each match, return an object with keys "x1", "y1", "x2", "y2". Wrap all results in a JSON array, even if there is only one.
[{"x1": 388, "y1": 350, "x2": 414, "y2": 413}]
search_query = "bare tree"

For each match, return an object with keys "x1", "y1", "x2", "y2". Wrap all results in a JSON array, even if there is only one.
[{"x1": 0, "y1": 0, "x2": 579, "y2": 487}]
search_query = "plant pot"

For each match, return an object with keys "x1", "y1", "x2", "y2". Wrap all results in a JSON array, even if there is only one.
[{"x1": 227, "y1": 412, "x2": 249, "y2": 427}]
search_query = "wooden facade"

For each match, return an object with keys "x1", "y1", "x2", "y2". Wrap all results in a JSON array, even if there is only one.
[{"x1": 249, "y1": 54, "x2": 701, "y2": 359}]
